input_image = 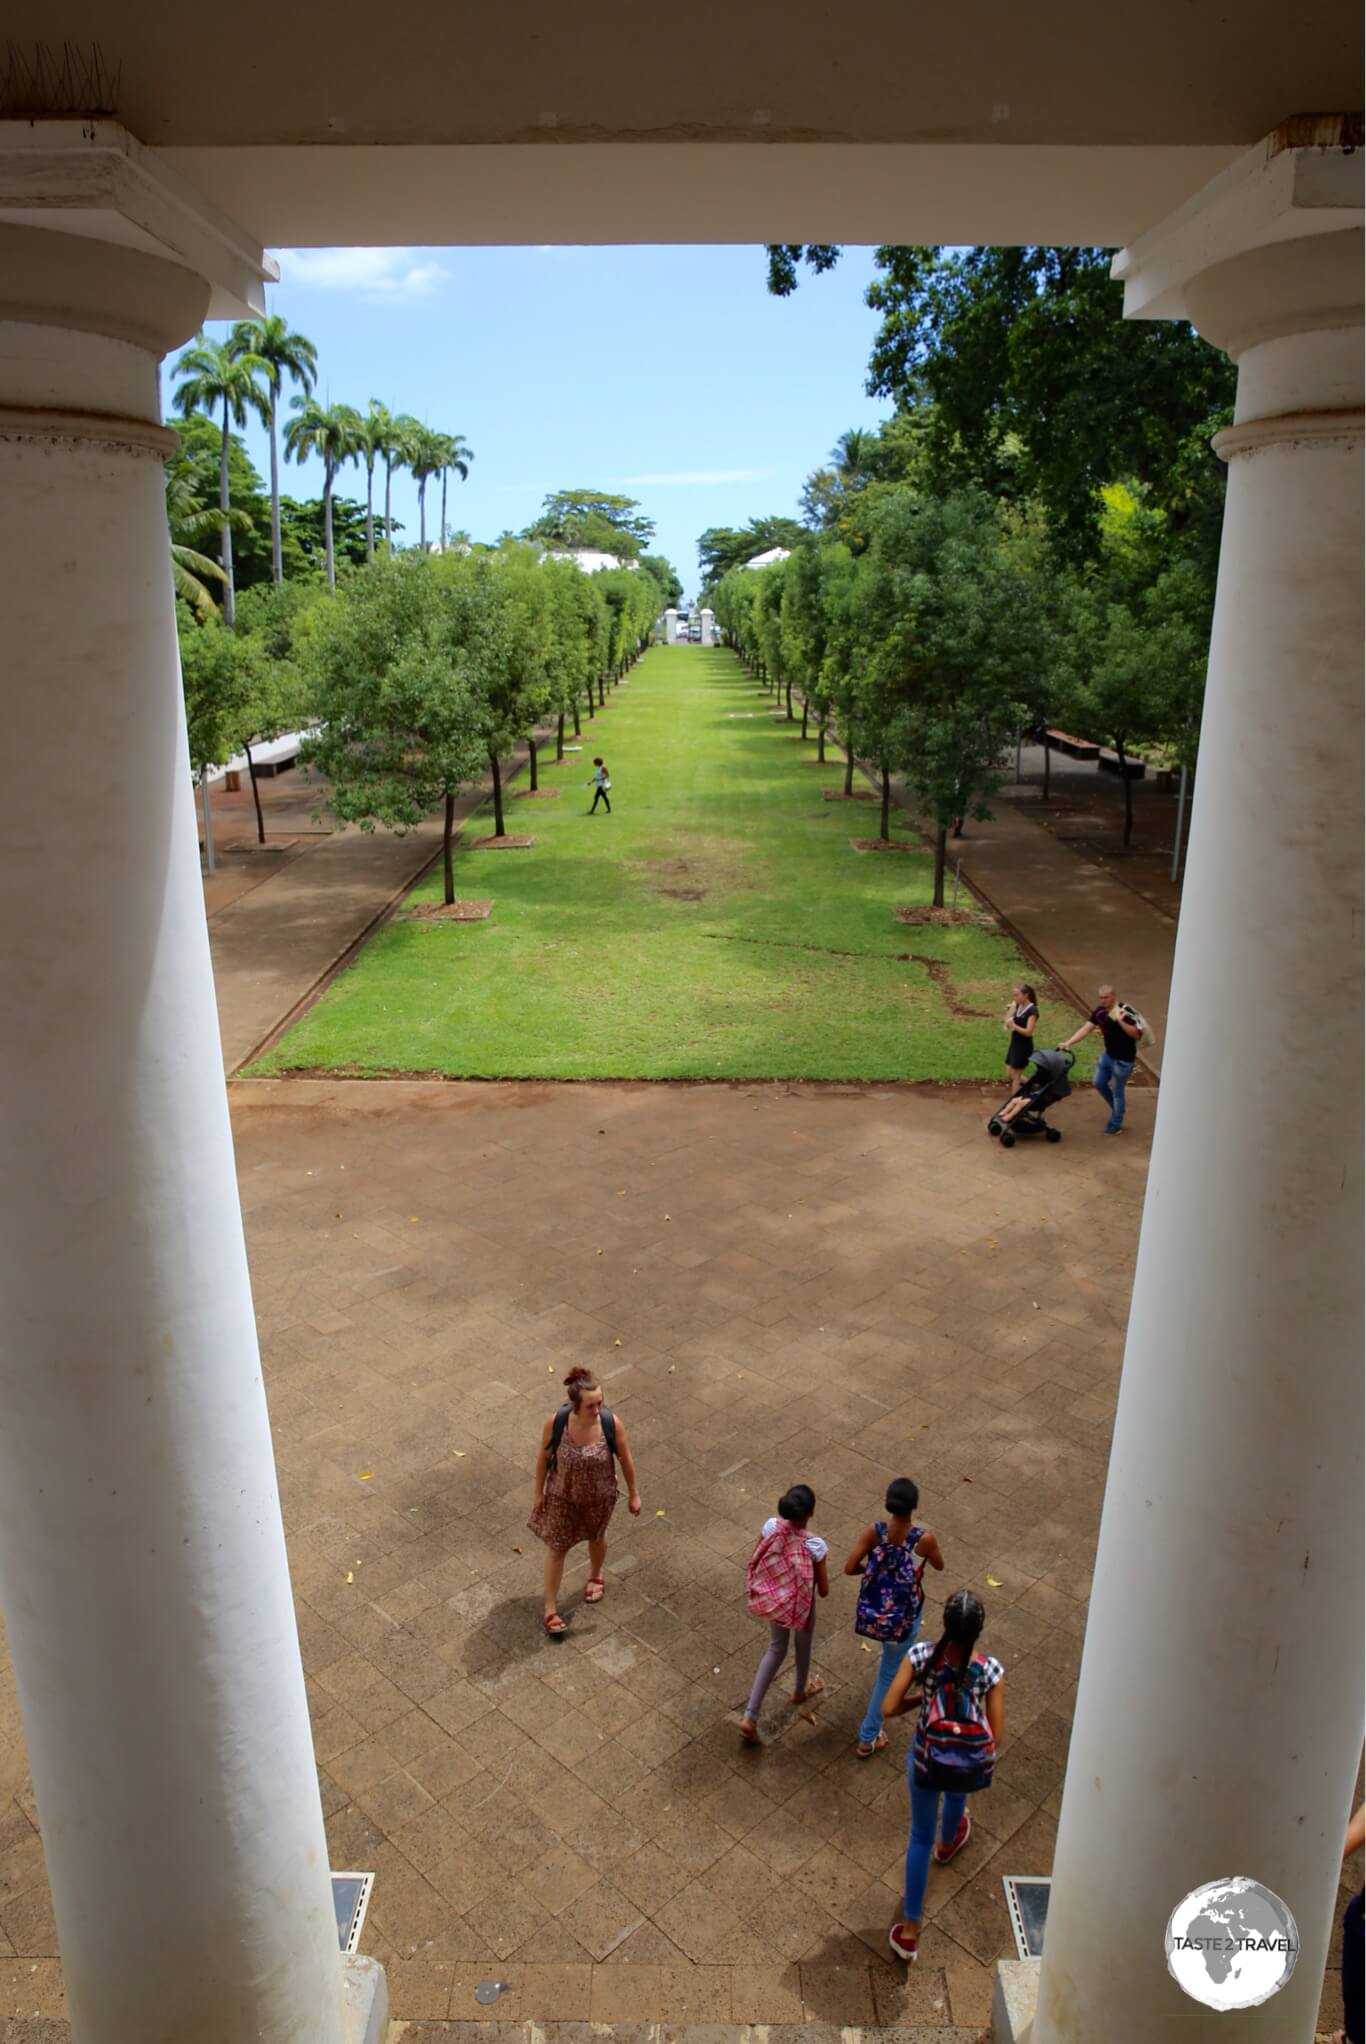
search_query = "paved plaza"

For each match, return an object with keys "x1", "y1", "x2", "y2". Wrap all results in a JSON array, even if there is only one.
[{"x1": 0, "y1": 1074, "x2": 1153, "y2": 2035}]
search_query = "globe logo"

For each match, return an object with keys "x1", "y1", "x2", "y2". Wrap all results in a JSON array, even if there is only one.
[{"x1": 1165, "y1": 1877, "x2": 1299, "y2": 2010}]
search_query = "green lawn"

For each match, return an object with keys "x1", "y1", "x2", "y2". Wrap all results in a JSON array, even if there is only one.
[{"x1": 250, "y1": 646, "x2": 1049, "y2": 1080}]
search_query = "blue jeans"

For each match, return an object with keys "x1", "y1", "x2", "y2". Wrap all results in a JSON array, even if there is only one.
[
  {"x1": 858, "y1": 1625, "x2": 919, "y2": 1746},
  {"x1": 1093, "y1": 1051, "x2": 1134, "y2": 1130},
  {"x1": 903, "y1": 1777, "x2": 967, "y2": 1921}
]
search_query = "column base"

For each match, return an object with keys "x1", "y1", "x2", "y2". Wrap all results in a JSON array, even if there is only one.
[
  {"x1": 344, "y1": 1954, "x2": 389, "y2": 2044},
  {"x1": 992, "y1": 1957, "x2": 1039, "y2": 2041}
]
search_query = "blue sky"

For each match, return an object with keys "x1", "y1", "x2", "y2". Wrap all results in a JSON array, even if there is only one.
[{"x1": 171, "y1": 245, "x2": 892, "y2": 598}]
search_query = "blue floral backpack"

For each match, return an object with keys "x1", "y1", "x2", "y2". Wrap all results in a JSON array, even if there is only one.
[{"x1": 854, "y1": 1521, "x2": 926, "y2": 1642}]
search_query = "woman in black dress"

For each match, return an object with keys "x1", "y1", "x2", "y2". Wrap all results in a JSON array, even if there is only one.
[{"x1": 1003, "y1": 982, "x2": 1038, "y2": 1095}]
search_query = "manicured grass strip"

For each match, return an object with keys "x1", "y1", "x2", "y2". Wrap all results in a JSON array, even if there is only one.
[{"x1": 250, "y1": 647, "x2": 1067, "y2": 1081}]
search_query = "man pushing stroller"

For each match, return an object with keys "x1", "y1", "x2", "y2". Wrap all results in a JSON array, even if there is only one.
[{"x1": 987, "y1": 1046, "x2": 1075, "y2": 1149}]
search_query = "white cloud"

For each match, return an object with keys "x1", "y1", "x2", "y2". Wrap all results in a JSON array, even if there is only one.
[
  {"x1": 272, "y1": 247, "x2": 450, "y2": 304},
  {"x1": 614, "y1": 467, "x2": 772, "y2": 488}
]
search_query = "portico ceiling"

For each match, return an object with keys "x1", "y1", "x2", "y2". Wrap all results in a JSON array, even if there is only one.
[{"x1": 4, "y1": 0, "x2": 1362, "y2": 247}]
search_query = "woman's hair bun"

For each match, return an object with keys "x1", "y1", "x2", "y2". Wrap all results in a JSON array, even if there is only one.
[{"x1": 564, "y1": 1365, "x2": 596, "y2": 1388}]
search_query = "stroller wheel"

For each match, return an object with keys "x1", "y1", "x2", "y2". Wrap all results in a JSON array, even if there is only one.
[
  {"x1": 1046, "y1": 1127, "x2": 1062, "y2": 1143},
  {"x1": 987, "y1": 1119, "x2": 1002, "y2": 1137},
  {"x1": 1000, "y1": 1130, "x2": 1016, "y2": 1149}
]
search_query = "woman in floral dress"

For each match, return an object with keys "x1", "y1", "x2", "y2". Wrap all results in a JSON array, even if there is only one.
[{"x1": 529, "y1": 1366, "x2": 641, "y2": 1635}]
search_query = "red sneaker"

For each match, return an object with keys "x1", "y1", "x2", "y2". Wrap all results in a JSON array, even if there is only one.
[
  {"x1": 935, "y1": 1813, "x2": 971, "y2": 1865},
  {"x1": 888, "y1": 1922, "x2": 918, "y2": 1963}
]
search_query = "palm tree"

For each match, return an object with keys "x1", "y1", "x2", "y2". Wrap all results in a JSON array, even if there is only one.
[
  {"x1": 437, "y1": 433, "x2": 474, "y2": 551},
  {"x1": 829, "y1": 427, "x2": 874, "y2": 485},
  {"x1": 283, "y1": 398, "x2": 361, "y2": 590},
  {"x1": 355, "y1": 400, "x2": 393, "y2": 558},
  {"x1": 228, "y1": 316, "x2": 317, "y2": 585},
  {"x1": 165, "y1": 470, "x2": 247, "y2": 616},
  {"x1": 405, "y1": 424, "x2": 447, "y2": 552},
  {"x1": 387, "y1": 412, "x2": 423, "y2": 551},
  {"x1": 171, "y1": 336, "x2": 269, "y2": 625}
]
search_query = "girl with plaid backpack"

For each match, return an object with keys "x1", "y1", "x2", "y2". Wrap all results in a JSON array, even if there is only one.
[
  {"x1": 739, "y1": 1485, "x2": 829, "y2": 1745},
  {"x1": 844, "y1": 1476, "x2": 944, "y2": 1757},
  {"x1": 882, "y1": 1589, "x2": 1006, "y2": 1964}
]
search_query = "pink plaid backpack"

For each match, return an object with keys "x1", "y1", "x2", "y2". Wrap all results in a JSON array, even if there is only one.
[{"x1": 746, "y1": 1520, "x2": 815, "y2": 1630}]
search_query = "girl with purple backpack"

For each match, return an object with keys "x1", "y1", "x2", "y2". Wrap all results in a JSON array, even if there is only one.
[
  {"x1": 739, "y1": 1484, "x2": 829, "y2": 1745},
  {"x1": 883, "y1": 1588, "x2": 1006, "y2": 1964},
  {"x1": 844, "y1": 1476, "x2": 943, "y2": 1757}
]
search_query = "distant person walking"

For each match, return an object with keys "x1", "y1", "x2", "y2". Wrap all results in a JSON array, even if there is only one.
[
  {"x1": 529, "y1": 1366, "x2": 640, "y2": 1636},
  {"x1": 589, "y1": 757, "x2": 612, "y2": 814},
  {"x1": 740, "y1": 1485, "x2": 828, "y2": 1743},
  {"x1": 884, "y1": 1589, "x2": 1005, "y2": 1964},
  {"x1": 1002, "y1": 982, "x2": 1039, "y2": 1096},
  {"x1": 1060, "y1": 982, "x2": 1144, "y2": 1133},
  {"x1": 845, "y1": 1477, "x2": 943, "y2": 1756}
]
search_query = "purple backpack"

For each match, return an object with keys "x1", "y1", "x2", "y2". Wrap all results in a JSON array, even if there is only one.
[{"x1": 854, "y1": 1522, "x2": 926, "y2": 1641}]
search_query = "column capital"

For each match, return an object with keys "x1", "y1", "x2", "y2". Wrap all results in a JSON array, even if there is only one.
[
  {"x1": 1113, "y1": 117, "x2": 1363, "y2": 358},
  {"x1": 0, "y1": 118, "x2": 274, "y2": 323}
]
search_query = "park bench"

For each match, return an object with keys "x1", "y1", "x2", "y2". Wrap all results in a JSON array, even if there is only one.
[
  {"x1": 1045, "y1": 728, "x2": 1100, "y2": 761},
  {"x1": 1096, "y1": 747, "x2": 1147, "y2": 780}
]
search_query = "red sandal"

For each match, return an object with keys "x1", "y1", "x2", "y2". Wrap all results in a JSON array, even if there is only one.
[
  {"x1": 544, "y1": 1612, "x2": 568, "y2": 1637},
  {"x1": 584, "y1": 1577, "x2": 605, "y2": 1604}
]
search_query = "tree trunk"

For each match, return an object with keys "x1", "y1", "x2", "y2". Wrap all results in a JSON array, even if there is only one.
[
  {"x1": 365, "y1": 458, "x2": 374, "y2": 559},
  {"x1": 268, "y1": 386, "x2": 283, "y2": 585},
  {"x1": 528, "y1": 735, "x2": 539, "y2": 792},
  {"x1": 598, "y1": 675, "x2": 606, "y2": 707},
  {"x1": 219, "y1": 393, "x2": 235, "y2": 628},
  {"x1": 573, "y1": 698, "x2": 581, "y2": 736},
  {"x1": 489, "y1": 751, "x2": 505, "y2": 838},
  {"x1": 244, "y1": 739, "x2": 265, "y2": 845},
  {"x1": 418, "y1": 479, "x2": 427, "y2": 552},
  {"x1": 817, "y1": 720, "x2": 826, "y2": 764},
  {"x1": 586, "y1": 684, "x2": 595, "y2": 720},
  {"x1": 442, "y1": 791, "x2": 456, "y2": 905},
  {"x1": 933, "y1": 827, "x2": 948, "y2": 907},
  {"x1": 323, "y1": 463, "x2": 336, "y2": 591},
  {"x1": 1119, "y1": 738, "x2": 1134, "y2": 847},
  {"x1": 556, "y1": 713, "x2": 565, "y2": 761},
  {"x1": 801, "y1": 695, "x2": 809, "y2": 741},
  {"x1": 880, "y1": 762, "x2": 891, "y2": 843},
  {"x1": 384, "y1": 458, "x2": 393, "y2": 550},
  {"x1": 844, "y1": 728, "x2": 855, "y2": 796},
  {"x1": 440, "y1": 469, "x2": 448, "y2": 551},
  {"x1": 785, "y1": 678, "x2": 794, "y2": 722}
]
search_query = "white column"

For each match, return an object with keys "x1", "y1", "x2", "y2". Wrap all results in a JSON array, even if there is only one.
[
  {"x1": 1031, "y1": 138, "x2": 1363, "y2": 2042},
  {"x1": 0, "y1": 227, "x2": 346, "y2": 2043}
]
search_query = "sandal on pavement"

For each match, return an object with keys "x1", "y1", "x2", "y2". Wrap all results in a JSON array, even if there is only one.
[
  {"x1": 935, "y1": 1813, "x2": 971, "y2": 1865},
  {"x1": 888, "y1": 1922, "x2": 918, "y2": 1963},
  {"x1": 544, "y1": 1612, "x2": 568, "y2": 1637},
  {"x1": 738, "y1": 1716, "x2": 761, "y2": 1745},
  {"x1": 857, "y1": 1731, "x2": 889, "y2": 1758},
  {"x1": 792, "y1": 1674, "x2": 825, "y2": 1705},
  {"x1": 584, "y1": 1577, "x2": 605, "y2": 1604}
]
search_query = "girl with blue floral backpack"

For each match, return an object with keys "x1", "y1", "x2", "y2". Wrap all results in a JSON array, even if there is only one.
[
  {"x1": 843, "y1": 1477, "x2": 944, "y2": 1757},
  {"x1": 882, "y1": 1589, "x2": 1006, "y2": 1965}
]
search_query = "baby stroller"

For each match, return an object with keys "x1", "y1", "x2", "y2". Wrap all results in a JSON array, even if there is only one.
[{"x1": 987, "y1": 1047, "x2": 1074, "y2": 1149}]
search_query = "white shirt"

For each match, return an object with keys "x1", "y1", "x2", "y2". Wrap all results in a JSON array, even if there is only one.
[{"x1": 762, "y1": 1516, "x2": 828, "y2": 1562}]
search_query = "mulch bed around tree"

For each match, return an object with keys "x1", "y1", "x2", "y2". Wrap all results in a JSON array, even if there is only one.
[
  {"x1": 469, "y1": 834, "x2": 535, "y2": 850},
  {"x1": 850, "y1": 837, "x2": 916, "y2": 853},
  {"x1": 823, "y1": 789, "x2": 877, "y2": 802},
  {"x1": 895, "y1": 905, "x2": 995, "y2": 929},
  {"x1": 514, "y1": 788, "x2": 561, "y2": 799},
  {"x1": 405, "y1": 900, "x2": 494, "y2": 921}
]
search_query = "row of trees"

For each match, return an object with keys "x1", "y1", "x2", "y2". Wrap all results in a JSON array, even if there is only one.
[
  {"x1": 179, "y1": 545, "x2": 666, "y2": 887},
  {"x1": 170, "y1": 316, "x2": 475, "y2": 617},
  {"x1": 699, "y1": 243, "x2": 1231, "y2": 889},
  {"x1": 711, "y1": 474, "x2": 1209, "y2": 900}
]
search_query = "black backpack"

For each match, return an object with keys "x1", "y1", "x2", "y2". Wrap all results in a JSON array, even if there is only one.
[{"x1": 547, "y1": 1401, "x2": 617, "y2": 1473}]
